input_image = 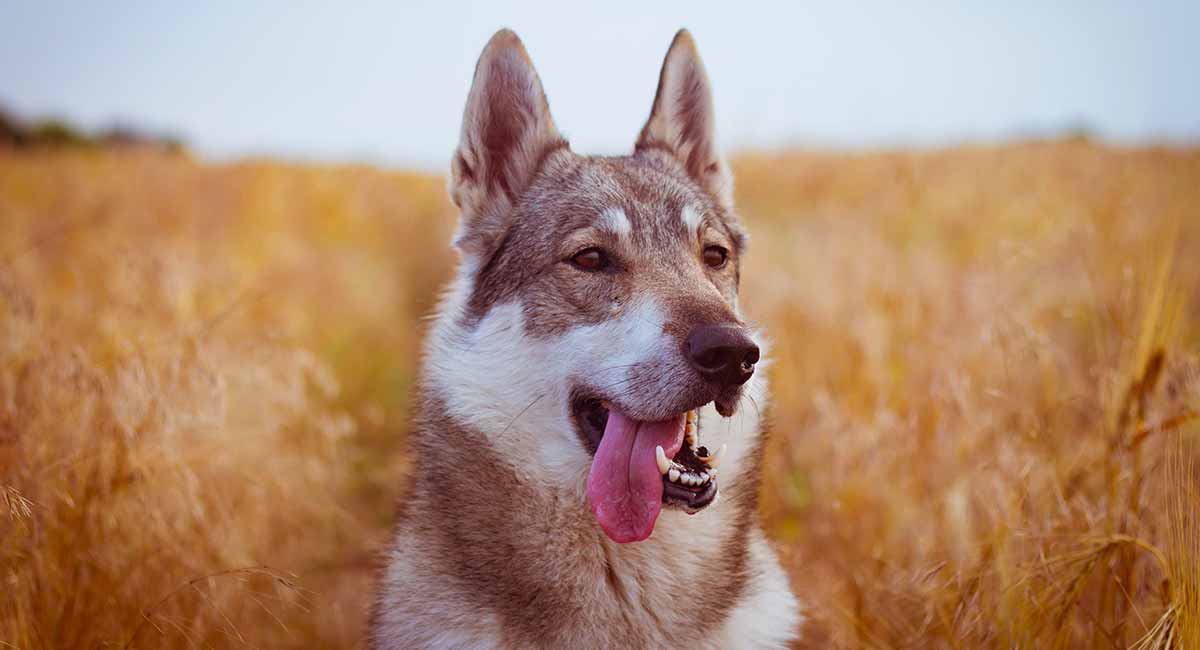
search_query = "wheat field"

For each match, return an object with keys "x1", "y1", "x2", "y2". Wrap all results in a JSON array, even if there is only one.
[{"x1": 1, "y1": 142, "x2": 1198, "y2": 649}]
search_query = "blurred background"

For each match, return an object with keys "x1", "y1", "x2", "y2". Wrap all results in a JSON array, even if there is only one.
[
  {"x1": 2, "y1": 2, "x2": 1199, "y2": 648},
  {"x1": 4, "y1": 1, "x2": 1199, "y2": 164}
]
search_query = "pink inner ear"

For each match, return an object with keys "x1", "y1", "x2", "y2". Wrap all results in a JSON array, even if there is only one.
[
  {"x1": 478, "y1": 61, "x2": 540, "y2": 198},
  {"x1": 459, "y1": 31, "x2": 562, "y2": 192},
  {"x1": 451, "y1": 30, "x2": 566, "y2": 257},
  {"x1": 634, "y1": 31, "x2": 730, "y2": 209}
]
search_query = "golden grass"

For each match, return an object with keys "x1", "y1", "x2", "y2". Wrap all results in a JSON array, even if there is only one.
[{"x1": 1, "y1": 142, "x2": 1198, "y2": 648}]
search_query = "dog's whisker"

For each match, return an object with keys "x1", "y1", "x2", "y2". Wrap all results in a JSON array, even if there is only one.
[
  {"x1": 745, "y1": 392, "x2": 763, "y2": 421},
  {"x1": 499, "y1": 394, "x2": 547, "y2": 437},
  {"x1": 376, "y1": 27, "x2": 796, "y2": 645}
]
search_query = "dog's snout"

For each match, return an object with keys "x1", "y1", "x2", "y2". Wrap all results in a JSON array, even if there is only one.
[{"x1": 685, "y1": 324, "x2": 759, "y2": 387}]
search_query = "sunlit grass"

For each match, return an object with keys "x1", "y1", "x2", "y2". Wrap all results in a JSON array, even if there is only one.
[{"x1": 1, "y1": 142, "x2": 1197, "y2": 647}]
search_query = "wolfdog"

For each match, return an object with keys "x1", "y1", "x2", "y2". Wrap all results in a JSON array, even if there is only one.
[{"x1": 369, "y1": 28, "x2": 800, "y2": 648}]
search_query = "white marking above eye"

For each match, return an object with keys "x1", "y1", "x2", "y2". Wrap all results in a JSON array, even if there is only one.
[
  {"x1": 681, "y1": 204, "x2": 704, "y2": 238},
  {"x1": 596, "y1": 207, "x2": 632, "y2": 239}
]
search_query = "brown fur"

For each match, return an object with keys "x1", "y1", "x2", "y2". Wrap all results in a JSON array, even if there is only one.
[
  {"x1": 370, "y1": 393, "x2": 764, "y2": 648},
  {"x1": 465, "y1": 150, "x2": 743, "y2": 337},
  {"x1": 369, "y1": 28, "x2": 800, "y2": 648}
]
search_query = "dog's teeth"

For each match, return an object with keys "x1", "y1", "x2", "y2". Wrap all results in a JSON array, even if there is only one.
[
  {"x1": 655, "y1": 445, "x2": 670, "y2": 475},
  {"x1": 699, "y1": 471, "x2": 709, "y2": 484},
  {"x1": 700, "y1": 443, "x2": 726, "y2": 469},
  {"x1": 668, "y1": 467, "x2": 680, "y2": 483}
]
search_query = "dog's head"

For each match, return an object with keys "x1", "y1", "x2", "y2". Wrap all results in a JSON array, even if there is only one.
[{"x1": 427, "y1": 29, "x2": 764, "y2": 543}]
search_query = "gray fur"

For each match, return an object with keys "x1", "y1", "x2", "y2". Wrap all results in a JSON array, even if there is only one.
[{"x1": 369, "y1": 28, "x2": 801, "y2": 649}]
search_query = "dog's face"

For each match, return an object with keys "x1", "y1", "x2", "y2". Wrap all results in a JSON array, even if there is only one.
[{"x1": 428, "y1": 30, "x2": 763, "y2": 544}]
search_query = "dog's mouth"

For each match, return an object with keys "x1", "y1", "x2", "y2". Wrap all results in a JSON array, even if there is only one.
[{"x1": 572, "y1": 396, "x2": 724, "y2": 544}]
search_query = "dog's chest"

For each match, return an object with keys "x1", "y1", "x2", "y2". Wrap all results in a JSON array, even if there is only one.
[{"x1": 506, "y1": 512, "x2": 742, "y2": 648}]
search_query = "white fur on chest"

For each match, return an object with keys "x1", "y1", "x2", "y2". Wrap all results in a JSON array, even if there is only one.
[
  {"x1": 377, "y1": 274, "x2": 800, "y2": 649},
  {"x1": 375, "y1": 510, "x2": 802, "y2": 649}
]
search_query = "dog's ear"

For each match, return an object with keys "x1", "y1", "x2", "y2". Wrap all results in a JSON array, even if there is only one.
[
  {"x1": 635, "y1": 30, "x2": 732, "y2": 209},
  {"x1": 450, "y1": 29, "x2": 565, "y2": 261}
]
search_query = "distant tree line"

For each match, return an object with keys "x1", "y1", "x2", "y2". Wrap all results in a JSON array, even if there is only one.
[{"x1": 0, "y1": 107, "x2": 185, "y2": 153}]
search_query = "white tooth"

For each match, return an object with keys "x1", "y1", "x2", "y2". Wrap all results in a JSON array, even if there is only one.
[
  {"x1": 655, "y1": 446, "x2": 670, "y2": 475},
  {"x1": 681, "y1": 473, "x2": 692, "y2": 486},
  {"x1": 668, "y1": 468, "x2": 680, "y2": 483},
  {"x1": 700, "y1": 471, "x2": 709, "y2": 483},
  {"x1": 687, "y1": 473, "x2": 699, "y2": 486},
  {"x1": 702, "y1": 444, "x2": 726, "y2": 469}
]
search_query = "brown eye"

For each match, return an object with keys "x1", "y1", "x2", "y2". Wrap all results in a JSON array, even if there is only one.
[
  {"x1": 702, "y1": 245, "x2": 728, "y2": 269},
  {"x1": 570, "y1": 247, "x2": 609, "y2": 271}
]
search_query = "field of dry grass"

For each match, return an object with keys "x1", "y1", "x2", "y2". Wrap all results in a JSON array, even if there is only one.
[{"x1": 1, "y1": 141, "x2": 1198, "y2": 648}]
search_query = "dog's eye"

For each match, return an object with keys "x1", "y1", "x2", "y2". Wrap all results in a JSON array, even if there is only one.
[
  {"x1": 702, "y1": 245, "x2": 729, "y2": 269},
  {"x1": 569, "y1": 247, "x2": 610, "y2": 271}
]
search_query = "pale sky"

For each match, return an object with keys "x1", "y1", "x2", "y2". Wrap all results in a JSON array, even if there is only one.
[{"x1": 2, "y1": 1, "x2": 1197, "y2": 170}]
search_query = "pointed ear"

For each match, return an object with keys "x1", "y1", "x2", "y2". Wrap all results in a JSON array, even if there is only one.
[
  {"x1": 635, "y1": 30, "x2": 732, "y2": 209},
  {"x1": 450, "y1": 29, "x2": 566, "y2": 260}
]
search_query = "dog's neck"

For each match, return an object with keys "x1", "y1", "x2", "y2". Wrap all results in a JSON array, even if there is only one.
[
  {"x1": 399, "y1": 272, "x2": 772, "y2": 643},
  {"x1": 402, "y1": 394, "x2": 762, "y2": 646}
]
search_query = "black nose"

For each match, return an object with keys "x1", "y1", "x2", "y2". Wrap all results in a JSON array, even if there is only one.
[{"x1": 685, "y1": 324, "x2": 760, "y2": 387}]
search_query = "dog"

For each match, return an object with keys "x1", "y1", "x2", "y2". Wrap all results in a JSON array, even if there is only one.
[{"x1": 368, "y1": 28, "x2": 800, "y2": 648}]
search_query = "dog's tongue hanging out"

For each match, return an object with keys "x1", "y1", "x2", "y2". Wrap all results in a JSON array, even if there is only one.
[{"x1": 587, "y1": 409, "x2": 685, "y2": 543}]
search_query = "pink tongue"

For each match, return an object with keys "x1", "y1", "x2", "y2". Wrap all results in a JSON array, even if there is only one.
[{"x1": 586, "y1": 409, "x2": 685, "y2": 543}]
